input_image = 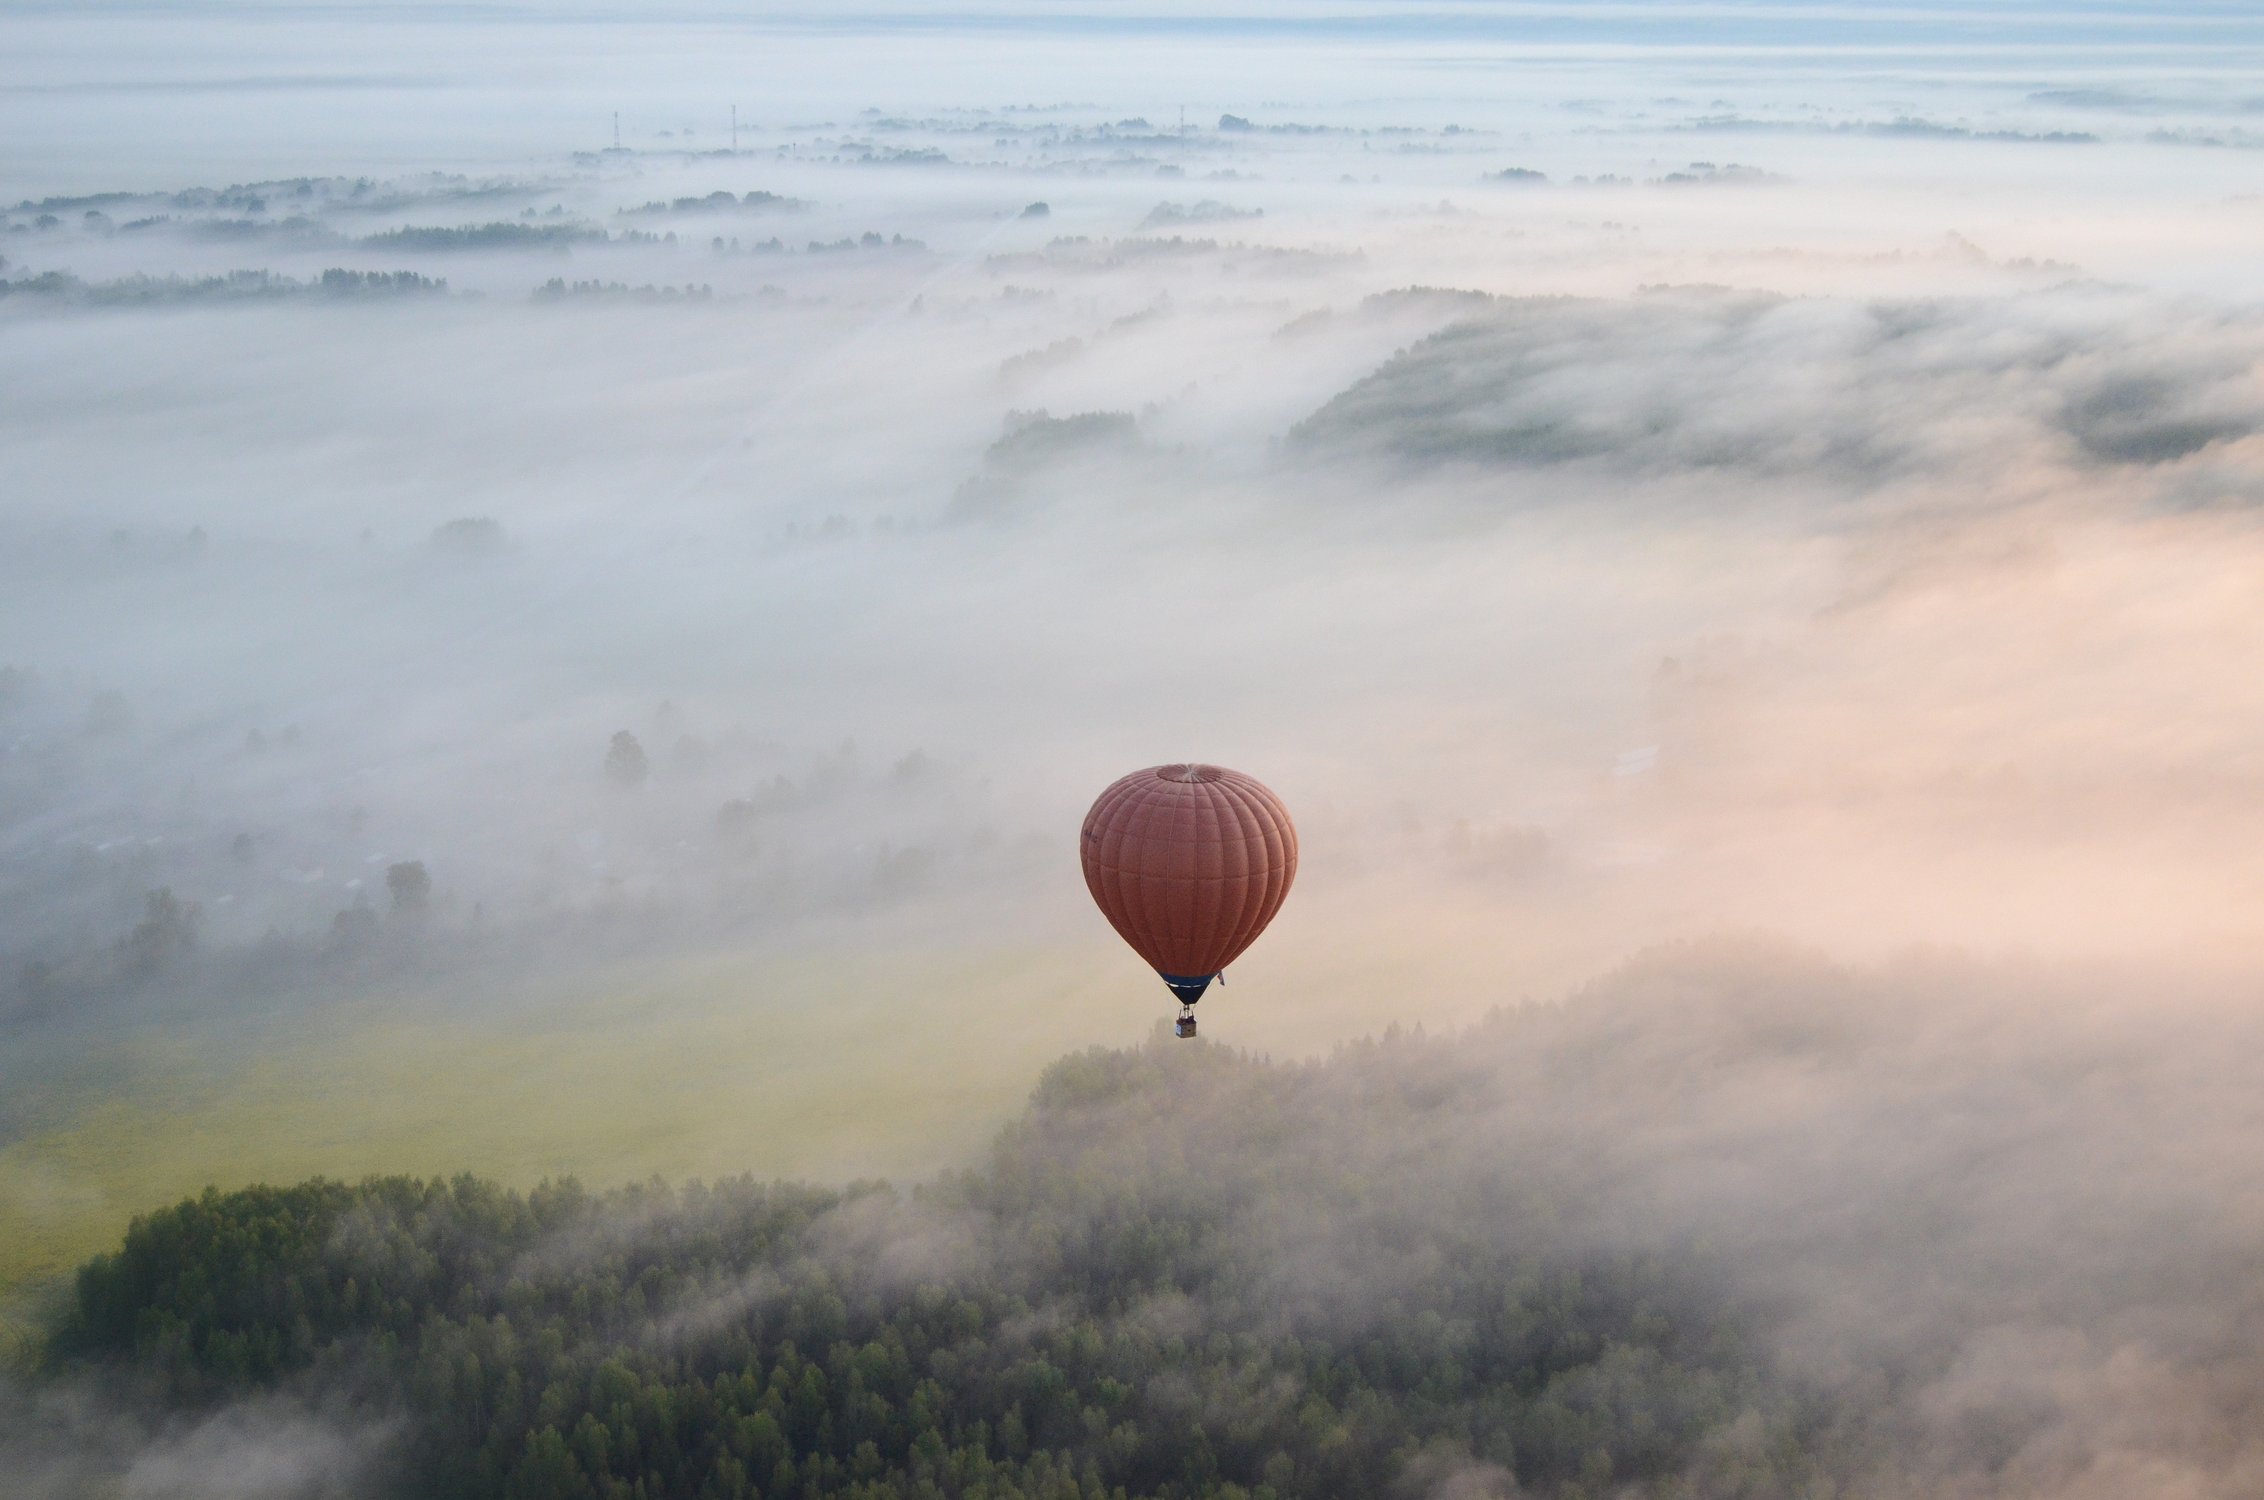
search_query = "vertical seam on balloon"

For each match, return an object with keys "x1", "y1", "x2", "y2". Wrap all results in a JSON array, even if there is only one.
[
  {"x1": 1187, "y1": 784, "x2": 1222, "y2": 964},
  {"x1": 1151, "y1": 783, "x2": 1190, "y2": 966},
  {"x1": 1172, "y1": 786, "x2": 1202, "y2": 962},
  {"x1": 1209, "y1": 777, "x2": 1264, "y2": 968},
  {"x1": 1200, "y1": 790, "x2": 1224, "y2": 966}
]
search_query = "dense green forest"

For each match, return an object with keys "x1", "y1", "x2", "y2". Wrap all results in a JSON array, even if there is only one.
[{"x1": 35, "y1": 1014, "x2": 1828, "y2": 1500}]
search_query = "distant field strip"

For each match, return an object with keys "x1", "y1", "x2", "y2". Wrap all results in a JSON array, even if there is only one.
[{"x1": 0, "y1": 944, "x2": 1138, "y2": 1310}]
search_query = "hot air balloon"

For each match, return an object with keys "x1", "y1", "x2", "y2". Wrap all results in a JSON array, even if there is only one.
[{"x1": 1080, "y1": 763, "x2": 1297, "y2": 1038}]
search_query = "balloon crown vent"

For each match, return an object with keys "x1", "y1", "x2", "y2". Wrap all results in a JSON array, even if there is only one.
[{"x1": 1158, "y1": 763, "x2": 1223, "y2": 783}]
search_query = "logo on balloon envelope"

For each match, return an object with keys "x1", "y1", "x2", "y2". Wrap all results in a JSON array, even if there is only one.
[{"x1": 1080, "y1": 763, "x2": 1297, "y2": 1035}]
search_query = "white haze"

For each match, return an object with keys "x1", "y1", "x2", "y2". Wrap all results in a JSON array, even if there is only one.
[
  {"x1": 9, "y1": 10, "x2": 2264, "y2": 1008},
  {"x1": 9, "y1": 0, "x2": 2264, "y2": 1492}
]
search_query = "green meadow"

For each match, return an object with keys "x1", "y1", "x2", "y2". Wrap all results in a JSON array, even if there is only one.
[{"x1": 0, "y1": 942, "x2": 1159, "y2": 1321}]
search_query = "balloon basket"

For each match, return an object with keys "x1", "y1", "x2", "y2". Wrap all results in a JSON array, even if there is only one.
[{"x1": 1174, "y1": 1008, "x2": 1198, "y2": 1040}]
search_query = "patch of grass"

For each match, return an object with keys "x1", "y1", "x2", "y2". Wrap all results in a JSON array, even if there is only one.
[{"x1": 0, "y1": 942, "x2": 1148, "y2": 1315}]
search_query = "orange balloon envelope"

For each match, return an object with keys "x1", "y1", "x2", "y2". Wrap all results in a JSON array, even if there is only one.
[{"x1": 1080, "y1": 763, "x2": 1298, "y2": 1008}]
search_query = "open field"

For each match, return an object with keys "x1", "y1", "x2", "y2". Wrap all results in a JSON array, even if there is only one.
[{"x1": 0, "y1": 943, "x2": 1128, "y2": 1312}]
